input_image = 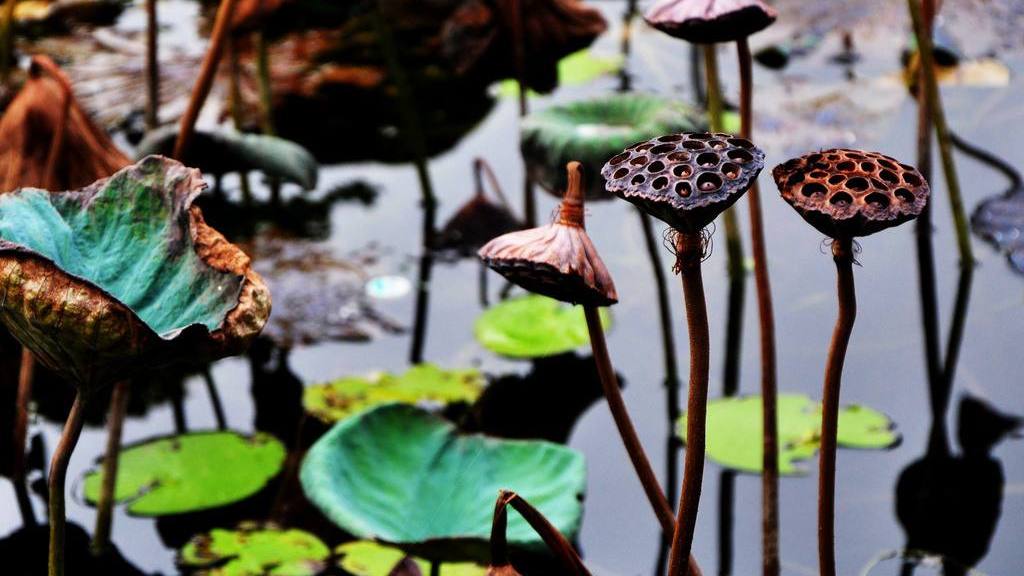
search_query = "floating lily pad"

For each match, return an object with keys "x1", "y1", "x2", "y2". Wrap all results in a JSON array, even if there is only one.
[
  {"x1": 0, "y1": 157, "x2": 269, "y2": 389},
  {"x1": 521, "y1": 93, "x2": 702, "y2": 198},
  {"x1": 972, "y1": 192, "x2": 1024, "y2": 275},
  {"x1": 677, "y1": 394, "x2": 899, "y2": 475},
  {"x1": 300, "y1": 404, "x2": 585, "y2": 560},
  {"x1": 336, "y1": 541, "x2": 485, "y2": 576},
  {"x1": 179, "y1": 523, "x2": 330, "y2": 576},
  {"x1": 137, "y1": 125, "x2": 319, "y2": 190},
  {"x1": 83, "y1": 431, "x2": 286, "y2": 516},
  {"x1": 303, "y1": 364, "x2": 486, "y2": 424},
  {"x1": 497, "y1": 49, "x2": 622, "y2": 97},
  {"x1": 474, "y1": 295, "x2": 610, "y2": 359}
]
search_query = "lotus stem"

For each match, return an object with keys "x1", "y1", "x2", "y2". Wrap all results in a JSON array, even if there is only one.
[
  {"x1": 491, "y1": 490, "x2": 591, "y2": 575},
  {"x1": 92, "y1": 379, "x2": 130, "y2": 556},
  {"x1": 906, "y1": 0, "x2": 973, "y2": 266},
  {"x1": 145, "y1": 0, "x2": 159, "y2": 130},
  {"x1": 12, "y1": 348, "x2": 34, "y2": 483},
  {"x1": 717, "y1": 470, "x2": 736, "y2": 576},
  {"x1": 818, "y1": 237, "x2": 857, "y2": 576},
  {"x1": 430, "y1": 561, "x2": 440, "y2": 576},
  {"x1": 584, "y1": 305, "x2": 675, "y2": 530},
  {"x1": 202, "y1": 367, "x2": 227, "y2": 430},
  {"x1": 736, "y1": 36, "x2": 780, "y2": 576},
  {"x1": 703, "y1": 45, "x2": 745, "y2": 284},
  {"x1": 667, "y1": 230, "x2": 711, "y2": 576},
  {"x1": 173, "y1": 0, "x2": 241, "y2": 160},
  {"x1": 48, "y1": 390, "x2": 89, "y2": 576}
]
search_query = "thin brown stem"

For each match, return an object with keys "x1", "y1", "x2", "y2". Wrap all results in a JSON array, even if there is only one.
[
  {"x1": 92, "y1": 379, "x2": 130, "y2": 556},
  {"x1": 496, "y1": 490, "x2": 591, "y2": 575},
  {"x1": 818, "y1": 237, "x2": 857, "y2": 576},
  {"x1": 736, "y1": 36, "x2": 780, "y2": 576},
  {"x1": 584, "y1": 305, "x2": 675, "y2": 532},
  {"x1": 144, "y1": 0, "x2": 159, "y2": 130},
  {"x1": 474, "y1": 157, "x2": 511, "y2": 209},
  {"x1": 12, "y1": 348, "x2": 34, "y2": 482},
  {"x1": 667, "y1": 230, "x2": 711, "y2": 576},
  {"x1": 48, "y1": 390, "x2": 89, "y2": 576},
  {"x1": 173, "y1": 0, "x2": 241, "y2": 160}
]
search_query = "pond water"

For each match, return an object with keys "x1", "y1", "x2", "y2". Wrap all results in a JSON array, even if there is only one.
[{"x1": 1, "y1": 1, "x2": 1023, "y2": 575}]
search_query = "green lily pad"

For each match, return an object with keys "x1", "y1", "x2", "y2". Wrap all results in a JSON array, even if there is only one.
[
  {"x1": 137, "y1": 125, "x2": 319, "y2": 190},
  {"x1": 303, "y1": 364, "x2": 486, "y2": 424},
  {"x1": 336, "y1": 541, "x2": 485, "y2": 576},
  {"x1": 474, "y1": 295, "x2": 610, "y2": 359},
  {"x1": 0, "y1": 157, "x2": 270, "y2": 388},
  {"x1": 497, "y1": 49, "x2": 622, "y2": 97},
  {"x1": 179, "y1": 523, "x2": 330, "y2": 576},
  {"x1": 521, "y1": 93, "x2": 702, "y2": 198},
  {"x1": 677, "y1": 394, "x2": 899, "y2": 475},
  {"x1": 300, "y1": 403, "x2": 585, "y2": 560},
  {"x1": 83, "y1": 431, "x2": 286, "y2": 516}
]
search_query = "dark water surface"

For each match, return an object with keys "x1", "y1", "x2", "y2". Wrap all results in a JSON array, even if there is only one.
[{"x1": 2, "y1": 1, "x2": 1023, "y2": 574}]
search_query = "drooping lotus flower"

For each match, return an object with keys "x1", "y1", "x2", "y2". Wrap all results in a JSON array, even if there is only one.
[{"x1": 0, "y1": 155, "x2": 271, "y2": 390}]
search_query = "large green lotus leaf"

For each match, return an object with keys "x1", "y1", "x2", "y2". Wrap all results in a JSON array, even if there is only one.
[
  {"x1": 83, "y1": 431, "x2": 286, "y2": 516},
  {"x1": 336, "y1": 541, "x2": 485, "y2": 576},
  {"x1": 300, "y1": 404, "x2": 585, "y2": 560},
  {"x1": 303, "y1": 364, "x2": 486, "y2": 424},
  {"x1": 137, "y1": 126, "x2": 319, "y2": 190},
  {"x1": 520, "y1": 93, "x2": 702, "y2": 198},
  {"x1": 474, "y1": 295, "x2": 610, "y2": 359},
  {"x1": 677, "y1": 394, "x2": 899, "y2": 475},
  {"x1": 179, "y1": 523, "x2": 330, "y2": 576},
  {"x1": 0, "y1": 157, "x2": 270, "y2": 388}
]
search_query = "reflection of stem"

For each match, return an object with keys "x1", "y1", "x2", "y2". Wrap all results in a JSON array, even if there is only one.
[
  {"x1": 170, "y1": 377, "x2": 187, "y2": 434},
  {"x1": 474, "y1": 157, "x2": 511, "y2": 209},
  {"x1": 818, "y1": 238, "x2": 857, "y2": 576},
  {"x1": 478, "y1": 259, "x2": 489, "y2": 308},
  {"x1": 907, "y1": 0, "x2": 973, "y2": 266},
  {"x1": 736, "y1": 37, "x2": 780, "y2": 576},
  {"x1": 668, "y1": 231, "x2": 711, "y2": 576},
  {"x1": 717, "y1": 470, "x2": 736, "y2": 576},
  {"x1": 430, "y1": 561, "x2": 440, "y2": 576},
  {"x1": 691, "y1": 45, "x2": 705, "y2": 107},
  {"x1": 490, "y1": 490, "x2": 591, "y2": 575},
  {"x1": 173, "y1": 0, "x2": 240, "y2": 160},
  {"x1": 372, "y1": 4, "x2": 437, "y2": 364},
  {"x1": 48, "y1": 390, "x2": 89, "y2": 576},
  {"x1": 226, "y1": 37, "x2": 253, "y2": 204},
  {"x1": 92, "y1": 380, "x2": 130, "y2": 556},
  {"x1": 13, "y1": 348, "x2": 34, "y2": 483},
  {"x1": 202, "y1": 368, "x2": 227, "y2": 430},
  {"x1": 617, "y1": 0, "x2": 637, "y2": 92},
  {"x1": 145, "y1": 0, "x2": 159, "y2": 130}
]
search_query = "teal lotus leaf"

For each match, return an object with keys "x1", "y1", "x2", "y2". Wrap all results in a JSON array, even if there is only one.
[
  {"x1": 0, "y1": 156, "x2": 270, "y2": 388},
  {"x1": 300, "y1": 403, "x2": 586, "y2": 561},
  {"x1": 137, "y1": 126, "x2": 319, "y2": 190},
  {"x1": 677, "y1": 393, "x2": 900, "y2": 475},
  {"x1": 474, "y1": 295, "x2": 610, "y2": 358},
  {"x1": 82, "y1": 431, "x2": 286, "y2": 516},
  {"x1": 521, "y1": 93, "x2": 703, "y2": 198}
]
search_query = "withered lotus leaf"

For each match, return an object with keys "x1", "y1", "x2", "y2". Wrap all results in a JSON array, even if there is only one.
[
  {"x1": 601, "y1": 132, "x2": 765, "y2": 233},
  {"x1": 0, "y1": 156, "x2": 270, "y2": 390},
  {"x1": 479, "y1": 162, "x2": 617, "y2": 307},
  {"x1": 643, "y1": 0, "x2": 777, "y2": 44},
  {"x1": 772, "y1": 149, "x2": 930, "y2": 238}
]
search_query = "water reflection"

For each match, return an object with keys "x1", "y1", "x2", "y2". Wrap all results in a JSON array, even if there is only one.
[{"x1": 0, "y1": 522, "x2": 150, "y2": 576}]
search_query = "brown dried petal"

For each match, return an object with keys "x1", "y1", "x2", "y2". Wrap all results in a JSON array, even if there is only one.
[
  {"x1": 601, "y1": 132, "x2": 764, "y2": 232},
  {"x1": 772, "y1": 148, "x2": 930, "y2": 238}
]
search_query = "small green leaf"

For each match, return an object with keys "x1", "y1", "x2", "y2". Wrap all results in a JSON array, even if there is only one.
[
  {"x1": 179, "y1": 523, "x2": 330, "y2": 576},
  {"x1": 336, "y1": 541, "x2": 485, "y2": 576},
  {"x1": 302, "y1": 364, "x2": 486, "y2": 424},
  {"x1": 474, "y1": 295, "x2": 610, "y2": 359},
  {"x1": 496, "y1": 49, "x2": 622, "y2": 97},
  {"x1": 300, "y1": 404, "x2": 585, "y2": 559},
  {"x1": 677, "y1": 394, "x2": 899, "y2": 475},
  {"x1": 83, "y1": 432, "x2": 286, "y2": 516}
]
